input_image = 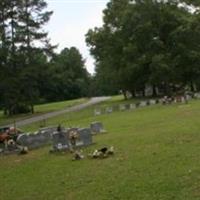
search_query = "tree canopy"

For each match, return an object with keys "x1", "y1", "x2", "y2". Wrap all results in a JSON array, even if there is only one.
[
  {"x1": 0, "y1": 0, "x2": 90, "y2": 115},
  {"x1": 86, "y1": 0, "x2": 200, "y2": 98}
]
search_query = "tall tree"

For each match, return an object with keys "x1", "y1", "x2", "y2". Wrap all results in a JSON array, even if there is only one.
[
  {"x1": 86, "y1": 0, "x2": 200, "y2": 98},
  {"x1": 48, "y1": 47, "x2": 89, "y2": 101},
  {"x1": 0, "y1": 0, "x2": 53, "y2": 115}
]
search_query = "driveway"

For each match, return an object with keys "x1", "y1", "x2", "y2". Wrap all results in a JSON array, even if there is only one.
[{"x1": 6, "y1": 97, "x2": 110, "y2": 127}]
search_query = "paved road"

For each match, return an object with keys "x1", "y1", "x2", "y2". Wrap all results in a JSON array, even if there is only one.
[{"x1": 6, "y1": 97, "x2": 110, "y2": 127}]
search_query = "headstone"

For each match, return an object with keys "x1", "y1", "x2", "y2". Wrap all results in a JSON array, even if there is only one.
[
  {"x1": 90, "y1": 122, "x2": 106, "y2": 134},
  {"x1": 125, "y1": 104, "x2": 130, "y2": 110},
  {"x1": 140, "y1": 101, "x2": 147, "y2": 107},
  {"x1": 194, "y1": 93, "x2": 200, "y2": 99},
  {"x1": 135, "y1": 102, "x2": 140, "y2": 107},
  {"x1": 41, "y1": 130, "x2": 52, "y2": 142},
  {"x1": 119, "y1": 104, "x2": 126, "y2": 111},
  {"x1": 94, "y1": 109, "x2": 101, "y2": 116},
  {"x1": 130, "y1": 104, "x2": 136, "y2": 109},
  {"x1": 105, "y1": 107, "x2": 113, "y2": 114},
  {"x1": 27, "y1": 133, "x2": 41, "y2": 149},
  {"x1": 52, "y1": 131, "x2": 69, "y2": 151},
  {"x1": 149, "y1": 99, "x2": 156, "y2": 105},
  {"x1": 35, "y1": 132, "x2": 50, "y2": 146},
  {"x1": 185, "y1": 94, "x2": 192, "y2": 101},
  {"x1": 16, "y1": 134, "x2": 29, "y2": 147},
  {"x1": 78, "y1": 128, "x2": 93, "y2": 146}
]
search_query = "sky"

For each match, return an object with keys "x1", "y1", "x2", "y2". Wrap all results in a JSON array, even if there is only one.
[{"x1": 45, "y1": 0, "x2": 109, "y2": 74}]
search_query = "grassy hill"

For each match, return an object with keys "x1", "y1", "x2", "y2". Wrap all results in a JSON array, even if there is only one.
[
  {"x1": 0, "y1": 98, "x2": 88, "y2": 126},
  {"x1": 0, "y1": 97, "x2": 199, "y2": 200}
]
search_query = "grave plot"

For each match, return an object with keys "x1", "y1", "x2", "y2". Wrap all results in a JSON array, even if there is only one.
[
  {"x1": 52, "y1": 131, "x2": 69, "y2": 151},
  {"x1": 17, "y1": 132, "x2": 52, "y2": 150},
  {"x1": 139, "y1": 101, "x2": 147, "y2": 107},
  {"x1": 149, "y1": 99, "x2": 156, "y2": 105},
  {"x1": 119, "y1": 104, "x2": 126, "y2": 111},
  {"x1": 90, "y1": 122, "x2": 106, "y2": 134},
  {"x1": 105, "y1": 107, "x2": 113, "y2": 114},
  {"x1": 130, "y1": 103, "x2": 136, "y2": 110},
  {"x1": 51, "y1": 127, "x2": 93, "y2": 151},
  {"x1": 94, "y1": 108, "x2": 102, "y2": 116}
]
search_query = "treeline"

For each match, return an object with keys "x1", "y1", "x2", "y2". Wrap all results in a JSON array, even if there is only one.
[
  {"x1": 0, "y1": 0, "x2": 89, "y2": 115},
  {"x1": 2, "y1": 0, "x2": 200, "y2": 116},
  {"x1": 86, "y1": 0, "x2": 200, "y2": 99}
]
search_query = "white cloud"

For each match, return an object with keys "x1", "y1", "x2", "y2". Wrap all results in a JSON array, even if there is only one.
[{"x1": 45, "y1": 0, "x2": 108, "y2": 74}]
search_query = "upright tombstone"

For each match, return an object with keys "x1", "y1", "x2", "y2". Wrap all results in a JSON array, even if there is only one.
[
  {"x1": 40, "y1": 130, "x2": 52, "y2": 143},
  {"x1": 27, "y1": 133, "x2": 41, "y2": 149},
  {"x1": 90, "y1": 122, "x2": 106, "y2": 134},
  {"x1": 140, "y1": 101, "x2": 147, "y2": 107},
  {"x1": 94, "y1": 108, "x2": 101, "y2": 116},
  {"x1": 130, "y1": 103, "x2": 136, "y2": 110},
  {"x1": 119, "y1": 104, "x2": 126, "y2": 111},
  {"x1": 17, "y1": 133, "x2": 39, "y2": 149},
  {"x1": 125, "y1": 104, "x2": 130, "y2": 110},
  {"x1": 149, "y1": 99, "x2": 156, "y2": 105},
  {"x1": 105, "y1": 107, "x2": 113, "y2": 114},
  {"x1": 185, "y1": 94, "x2": 192, "y2": 101},
  {"x1": 16, "y1": 134, "x2": 29, "y2": 147},
  {"x1": 194, "y1": 93, "x2": 200, "y2": 99},
  {"x1": 52, "y1": 131, "x2": 69, "y2": 151},
  {"x1": 78, "y1": 128, "x2": 93, "y2": 146}
]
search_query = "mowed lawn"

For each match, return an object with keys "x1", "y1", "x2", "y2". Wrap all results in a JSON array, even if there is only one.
[{"x1": 0, "y1": 99, "x2": 200, "y2": 200}]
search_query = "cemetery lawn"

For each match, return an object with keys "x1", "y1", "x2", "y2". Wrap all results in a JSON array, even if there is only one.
[
  {"x1": 0, "y1": 98, "x2": 200, "y2": 200},
  {"x1": 0, "y1": 98, "x2": 88, "y2": 126}
]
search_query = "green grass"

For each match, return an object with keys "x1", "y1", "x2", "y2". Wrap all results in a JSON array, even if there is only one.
[
  {"x1": 0, "y1": 98, "x2": 88, "y2": 126},
  {"x1": 0, "y1": 98, "x2": 200, "y2": 200},
  {"x1": 21, "y1": 95, "x2": 140, "y2": 132}
]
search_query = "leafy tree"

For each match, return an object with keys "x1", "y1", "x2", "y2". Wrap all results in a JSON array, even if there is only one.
[
  {"x1": 0, "y1": 0, "x2": 53, "y2": 115},
  {"x1": 48, "y1": 47, "x2": 89, "y2": 101},
  {"x1": 86, "y1": 0, "x2": 200, "y2": 98}
]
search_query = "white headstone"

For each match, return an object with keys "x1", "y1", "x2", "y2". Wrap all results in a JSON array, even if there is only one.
[
  {"x1": 140, "y1": 101, "x2": 147, "y2": 107},
  {"x1": 149, "y1": 99, "x2": 156, "y2": 105},
  {"x1": 94, "y1": 109, "x2": 101, "y2": 116},
  {"x1": 130, "y1": 104, "x2": 136, "y2": 109},
  {"x1": 105, "y1": 107, "x2": 113, "y2": 114},
  {"x1": 119, "y1": 104, "x2": 126, "y2": 111}
]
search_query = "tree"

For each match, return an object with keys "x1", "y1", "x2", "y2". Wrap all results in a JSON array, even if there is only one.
[
  {"x1": 86, "y1": 0, "x2": 200, "y2": 98},
  {"x1": 0, "y1": 0, "x2": 53, "y2": 115},
  {"x1": 48, "y1": 47, "x2": 89, "y2": 101}
]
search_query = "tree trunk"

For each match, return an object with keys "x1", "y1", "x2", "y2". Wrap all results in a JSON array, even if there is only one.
[
  {"x1": 31, "y1": 104, "x2": 34, "y2": 114},
  {"x1": 122, "y1": 90, "x2": 127, "y2": 100},
  {"x1": 142, "y1": 87, "x2": 145, "y2": 97},
  {"x1": 191, "y1": 82, "x2": 195, "y2": 92},
  {"x1": 130, "y1": 89, "x2": 135, "y2": 98},
  {"x1": 152, "y1": 85, "x2": 157, "y2": 97}
]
